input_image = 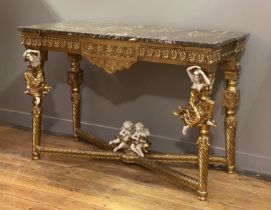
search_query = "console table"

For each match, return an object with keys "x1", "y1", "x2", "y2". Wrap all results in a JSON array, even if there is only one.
[{"x1": 18, "y1": 22, "x2": 249, "y2": 200}]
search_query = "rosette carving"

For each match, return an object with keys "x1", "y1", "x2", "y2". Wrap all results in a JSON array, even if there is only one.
[{"x1": 82, "y1": 41, "x2": 137, "y2": 74}]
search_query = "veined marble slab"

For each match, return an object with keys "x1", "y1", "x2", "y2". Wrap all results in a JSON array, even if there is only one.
[{"x1": 18, "y1": 22, "x2": 249, "y2": 47}]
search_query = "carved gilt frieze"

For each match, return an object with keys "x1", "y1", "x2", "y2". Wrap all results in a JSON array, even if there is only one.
[
  {"x1": 81, "y1": 40, "x2": 138, "y2": 73},
  {"x1": 138, "y1": 44, "x2": 223, "y2": 67},
  {"x1": 21, "y1": 33, "x2": 247, "y2": 74},
  {"x1": 82, "y1": 42, "x2": 137, "y2": 59},
  {"x1": 22, "y1": 34, "x2": 81, "y2": 51}
]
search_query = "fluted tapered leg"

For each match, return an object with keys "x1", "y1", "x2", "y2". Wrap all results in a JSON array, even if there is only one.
[{"x1": 67, "y1": 54, "x2": 84, "y2": 141}]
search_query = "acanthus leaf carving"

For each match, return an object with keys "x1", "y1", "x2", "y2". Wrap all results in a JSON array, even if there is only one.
[
  {"x1": 223, "y1": 89, "x2": 240, "y2": 109},
  {"x1": 86, "y1": 56, "x2": 136, "y2": 74},
  {"x1": 81, "y1": 40, "x2": 137, "y2": 74}
]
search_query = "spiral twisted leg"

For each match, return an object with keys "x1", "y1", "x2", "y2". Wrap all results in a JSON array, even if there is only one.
[
  {"x1": 197, "y1": 125, "x2": 210, "y2": 201},
  {"x1": 67, "y1": 54, "x2": 84, "y2": 141},
  {"x1": 23, "y1": 50, "x2": 51, "y2": 160},
  {"x1": 71, "y1": 91, "x2": 80, "y2": 141},
  {"x1": 32, "y1": 98, "x2": 42, "y2": 160},
  {"x1": 222, "y1": 59, "x2": 240, "y2": 174},
  {"x1": 225, "y1": 114, "x2": 237, "y2": 173}
]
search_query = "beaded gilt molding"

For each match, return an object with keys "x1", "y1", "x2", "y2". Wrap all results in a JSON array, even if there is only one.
[{"x1": 21, "y1": 32, "x2": 246, "y2": 73}]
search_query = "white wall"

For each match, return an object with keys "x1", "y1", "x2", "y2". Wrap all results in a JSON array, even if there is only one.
[{"x1": 0, "y1": 0, "x2": 270, "y2": 174}]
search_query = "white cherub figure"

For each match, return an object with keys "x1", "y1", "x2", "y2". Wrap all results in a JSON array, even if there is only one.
[
  {"x1": 130, "y1": 123, "x2": 150, "y2": 157},
  {"x1": 141, "y1": 128, "x2": 150, "y2": 153},
  {"x1": 109, "y1": 121, "x2": 133, "y2": 152}
]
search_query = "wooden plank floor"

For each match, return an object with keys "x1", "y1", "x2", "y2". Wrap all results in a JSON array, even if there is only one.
[{"x1": 0, "y1": 124, "x2": 270, "y2": 210}]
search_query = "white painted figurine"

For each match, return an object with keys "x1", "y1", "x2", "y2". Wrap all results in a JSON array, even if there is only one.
[
  {"x1": 130, "y1": 123, "x2": 150, "y2": 157},
  {"x1": 187, "y1": 65, "x2": 211, "y2": 92},
  {"x1": 109, "y1": 121, "x2": 150, "y2": 157},
  {"x1": 175, "y1": 66, "x2": 216, "y2": 136},
  {"x1": 109, "y1": 121, "x2": 133, "y2": 152}
]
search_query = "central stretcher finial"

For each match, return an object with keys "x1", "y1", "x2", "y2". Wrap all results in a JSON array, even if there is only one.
[{"x1": 109, "y1": 121, "x2": 150, "y2": 157}]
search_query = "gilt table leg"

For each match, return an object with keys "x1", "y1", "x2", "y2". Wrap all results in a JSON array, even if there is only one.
[
  {"x1": 174, "y1": 66, "x2": 216, "y2": 200},
  {"x1": 197, "y1": 124, "x2": 210, "y2": 201},
  {"x1": 197, "y1": 72, "x2": 215, "y2": 201},
  {"x1": 31, "y1": 97, "x2": 42, "y2": 160},
  {"x1": 222, "y1": 58, "x2": 240, "y2": 174},
  {"x1": 67, "y1": 54, "x2": 84, "y2": 141},
  {"x1": 23, "y1": 50, "x2": 52, "y2": 160}
]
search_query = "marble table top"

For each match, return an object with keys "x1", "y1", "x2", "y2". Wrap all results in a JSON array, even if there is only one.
[{"x1": 18, "y1": 21, "x2": 249, "y2": 48}]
